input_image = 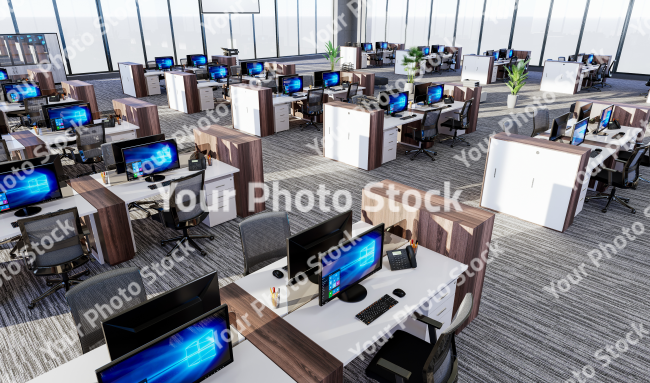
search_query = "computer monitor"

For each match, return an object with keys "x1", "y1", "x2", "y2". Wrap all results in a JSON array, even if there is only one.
[
  {"x1": 586, "y1": 54, "x2": 594, "y2": 64},
  {"x1": 44, "y1": 103, "x2": 93, "y2": 131},
  {"x1": 322, "y1": 71, "x2": 341, "y2": 88},
  {"x1": 426, "y1": 85, "x2": 444, "y2": 105},
  {"x1": 96, "y1": 304, "x2": 233, "y2": 383},
  {"x1": 420, "y1": 46, "x2": 430, "y2": 55},
  {"x1": 281, "y1": 76, "x2": 303, "y2": 95},
  {"x1": 386, "y1": 91, "x2": 408, "y2": 116},
  {"x1": 318, "y1": 224, "x2": 384, "y2": 305},
  {"x1": 363, "y1": 43, "x2": 373, "y2": 51},
  {"x1": 380, "y1": 42, "x2": 388, "y2": 50},
  {"x1": 549, "y1": 112, "x2": 571, "y2": 142},
  {"x1": 507, "y1": 49, "x2": 514, "y2": 58},
  {"x1": 571, "y1": 118, "x2": 589, "y2": 146},
  {"x1": 313, "y1": 71, "x2": 325, "y2": 87},
  {"x1": 208, "y1": 65, "x2": 229, "y2": 80},
  {"x1": 155, "y1": 56, "x2": 174, "y2": 70},
  {"x1": 578, "y1": 103, "x2": 592, "y2": 121},
  {"x1": 187, "y1": 54, "x2": 207, "y2": 67},
  {"x1": 0, "y1": 161, "x2": 62, "y2": 217},
  {"x1": 498, "y1": 49, "x2": 507, "y2": 59},
  {"x1": 246, "y1": 61, "x2": 264, "y2": 76},
  {"x1": 122, "y1": 139, "x2": 180, "y2": 182},
  {"x1": 437, "y1": 45, "x2": 445, "y2": 53},
  {"x1": 576, "y1": 55, "x2": 584, "y2": 63},
  {"x1": 102, "y1": 272, "x2": 221, "y2": 361},
  {"x1": 111, "y1": 134, "x2": 166, "y2": 174},
  {"x1": 431, "y1": 45, "x2": 439, "y2": 53},
  {"x1": 597, "y1": 105, "x2": 614, "y2": 134},
  {"x1": 492, "y1": 51, "x2": 499, "y2": 61},
  {"x1": 3, "y1": 83, "x2": 41, "y2": 103},
  {"x1": 413, "y1": 83, "x2": 431, "y2": 104},
  {"x1": 0, "y1": 68, "x2": 8, "y2": 81}
]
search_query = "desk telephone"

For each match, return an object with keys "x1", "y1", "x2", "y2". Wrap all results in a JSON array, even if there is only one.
[{"x1": 387, "y1": 245, "x2": 417, "y2": 270}]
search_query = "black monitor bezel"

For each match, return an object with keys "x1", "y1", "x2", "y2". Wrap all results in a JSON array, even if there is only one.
[
  {"x1": 187, "y1": 54, "x2": 208, "y2": 67},
  {"x1": 280, "y1": 75, "x2": 303, "y2": 95},
  {"x1": 44, "y1": 102, "x2": 93, "y2": 131},
  {"x1": 387, "y1": 91, "x2": 409, "y2": 115},
  {"x1": 207, "y1": 64, "x2": 229, "y2": 80},
  {"x1": 244, "y1": 61, "x2": 265, "y2": 76},
  {"x1": 121, "y1": 138, "x2": 181, "y2": 182},
  {"x1": 426, "y1": 84, "x2": 444, "y2": 105},
  {"x1": 578, "y1": 103, "x2": 593, "y2": 121},
  {"x1": 0, "y1": 161, "x2": 63, "y2": 216},
  {"x1": 111, "y1": 134, "x2": 166, "y2": 174},
  {"x1": 550, "y1": 112, "x2": 571, "y2": 141},
  {"x1": 0, "y1": 67, "x2": 8, "y2": 81},
  {"x1": 413, "y1": 82, "x2": 432, "y2": 104},
  {"x1": 321, "y1": 70, "x2": 341, "y2": 88}
]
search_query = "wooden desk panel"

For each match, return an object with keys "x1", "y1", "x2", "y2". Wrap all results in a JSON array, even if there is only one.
[
  {"x1": 444, "y1": 83, "x2": 482, "y2": 134},
  {"x1": 211, "y1": 55, "x2": 237, "y2": 67},
  {"x1": 112, "y1": 98, "x2": 161, "y2": 137},
  {"x1": 10, "y1": 131, "x2": 47, "y2": 159},
  {"x1": 61, "y1": 80, "x2": 101, "y2": 120},
  {"x1": 27, "y1": 69, "x2": 56, "y2": 96},
  {"x1": 341, "y1": 71, "x2": 374, "y2": 96}
]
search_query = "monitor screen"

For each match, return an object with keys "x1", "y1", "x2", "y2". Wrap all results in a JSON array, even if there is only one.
[
  {"x1": 422, "y1": 47, "x2": 430, "y2": 55},
  {"x1": 388, "y1": 92, "x2": 408, "y2": 115},
  {"x1": 363, "y1": 43, "x2": 373, "y2": 51},
  {"x1": 578, "y1": 103, "x2": 592, "y2": 121},
  {"x1": 493, "y1": 51, "x2": 499, "y2": 61},
  {"x1": 46, "y1": 104, "x2": 92, "y2": 131},
  {"x1": 498, "y1": 49, "x2": 507, "y2": 59},
  {"x1": 426, "y1": 85, "x2": 444, "y2": 105},
  {"x1": 208, "y1": 65, "x2": 228, "y2": 80},
  {"x1": 282, "y1": 76, "x2": 303, "y2": 95},
  {"x1": 507, "y1": 50, "x2": 514, "y2": 58},
  {"x1": 587, "y1": 54, "x2": 594, "y2": 64},
  {"x1": 0, "y1": 162, "x2": 62, "y2": 214},
  {"x1": 576, "y1": 55, "x2": 584, "y2": 63},
  {"x1": 3, "y1": 83, "x2": 41, "y2": 103},
  {"x1": 246, "y1": 62, "x2": 264, "y2": 76},
  {"x1": 96, "y1": 305, "x2": 233, "y2": 383},
  {"x1": 319, "y1": 225, "x2": 384, "y2": 306},
  {"x1": 189, "y1": 54, "x2": 207, "y2": 67},
  {"x1": 155, "y1": 56, "x2": 174, "y2": 70},
  {"x1": 599, "y1": 105, "x2": 613, "y2": 132},
  {"x1": 322, "y1": 71, "x2": 340, "y2": 88},
  {"x1": 571, "y1": 118, "x2": 588, "y2": 146},
  {"x1": 0, "y1": 68, "x2": 8, "y2": 81},
  {"x1": 550, "y1": 112, "x2": 571, "y2": 141},
  {"x1": 123, "y1": 140, "x2": 180, "y2": 181},
  {"x1": 381, "y1": 42, "x2": 388, "y2": 49},
  {"x1": 112, "y1": 134, "x2": 166, "y2": 174},
  {"x1": 438, "y1": 45, "x2": 445, "y2": 53},
  {"x1": 313, "y1": 71, "x2": 325, "y2": 87}
]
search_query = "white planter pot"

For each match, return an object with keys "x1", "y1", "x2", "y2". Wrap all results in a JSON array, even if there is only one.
[
  {"x1": 404, "y1": 83, "x2": 414, "y2": 95},
  {"x1": 507, "y1": 94, "x2": 518, "y2": 108}
]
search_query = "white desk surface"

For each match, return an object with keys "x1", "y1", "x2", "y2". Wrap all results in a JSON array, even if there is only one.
[
  {"x1": 272, "y1": 94, "x2": 307, "y2": 105},
  {"x1": 0, "y1": 97, "x2": 78, "y2": 113},
  {"x1": 1, "y1": 134, "x2": 25, "y2": 151},
  {"x1": 26, "y1": 121, "x2": 140, "y2": 147},
  {"x1": 0, "y1": 194, "x2": 97, "y2": 242},
  {"x1": 383, "y1": 101, "x2": 465, "y2": 130},
  {"x1": 89, "y1": 157, "x2": 239, "y2": 205},
  {"x1": 197, "y1": 80, "x2": 226, "y2": 88},
  {"x1": 282, "y1": 221, "x2": 467, "y2": 365},
  {"x1": 144, "y1": 71, "x2": 164, "y2": 76},
  {"x1": 302, "y1": 86, "x2": 366, "y2": 97}
]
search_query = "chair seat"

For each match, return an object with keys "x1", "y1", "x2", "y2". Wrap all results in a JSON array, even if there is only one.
[
  {"x1": 440, "y1": 119, "x2": 465, "y2": 130},
  {"x1": 592, "y1": 170, "x2": 626, "y2": 188},
  {"x1": 32, "y1": 244, "x2": 86, "y2": 268},
  {"x1": 366, "y1": 330, "x2": 431, "y2": 383}
]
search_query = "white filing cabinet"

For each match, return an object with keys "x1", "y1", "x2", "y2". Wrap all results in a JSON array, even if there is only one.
[
  {"x1": 274, "y1": 103, "x2": 290, "y2": 132},
  {"x1": 146, "y1": 75, "x2": 161, "y2": 95},
  {"x1": 382, "y1": 127, "x2": 398, "y2": 163},
  {"x1": 203, "y1": 174, "x2": 237, "y2": 227},
  {"x1": 200, "y1": 87, "x2": 214, "y2": 111}
]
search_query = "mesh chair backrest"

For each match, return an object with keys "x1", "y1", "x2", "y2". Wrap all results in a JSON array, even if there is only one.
[
  {"x1": 0, "y1": 139, "x2": 9, "y2": 163},
  {"x1": 25, "y1": 96, "x2": 47, "y2": 121},
  {"x1": 532, "y1": 109, "x2": 549, "y2": 137},
  {"x1": 307, "y1": 88, "x2": 324, "y2": 107},
  {"x1": 421, "y1": 110, "x2": 440, "y2": 139},
  {"x1": 65, "y1": 267, "x2": 146, "y2": 353},
  {"x1": 77, "y1": 124, "x2": 105, "y2": 161},
  {"x1": 624, "y1": 145, "x2": 649, "y2": 183},
  {"x1": 606, "y1": 59, "x2": 615, "y2": 76},
  {"x1": 0, "y1": 110, "x2": 8, "y2": 129},
  {"x1": 230, "y1": 66, "x2": 241, "y2": 76},
  {"x1": 239, "y1": 211, "x2": 290, "y2": 274},
  {"x1": 260, "y1": 78, "x2": 277, "y2": 92},
  {"x1": 303, "y1": 75, "x2": 314, "y2": 88},
  {"x1": 347, "y1": 83, "x2": 359, "y2": 99},
  {"x1": 170, "y1": 171, "x2": 205, "y2": 222},
  {"x1": 101, "y1": 142, "x2": 116, "y2": 168},
  {"x1": 460, "y1": 99, "x2": 472, "y2": 126}
]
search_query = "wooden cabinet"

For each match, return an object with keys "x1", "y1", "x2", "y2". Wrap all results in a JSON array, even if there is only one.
[
  {"x1": 382, "y1": 127, "x2": 398, "y2": 164},
  {"x1": 540, "y1": 61, "x2": 581, "y2": 95},
  {"x1": 323, "y1": 105, "x2": 371, "y2": 169}
]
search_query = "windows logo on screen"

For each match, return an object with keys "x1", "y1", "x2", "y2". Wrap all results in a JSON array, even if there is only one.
[
  {"x1": 186, "y1": 331, "x2": 217, "y2": 367},
  {"x1": 27, "y1": 175, "x2": 50, "y2": 193},
  {"x1": 359, "y1": 243, "x2": 375, "y2": 267}
]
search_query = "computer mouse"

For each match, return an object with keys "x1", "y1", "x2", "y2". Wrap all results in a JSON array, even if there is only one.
[
  {"x1": 272, "y1": 270, "x2": 284, "y2": 279},
  {"x1": 393, "y1": 288, "x2": 406, "y2": 298}
]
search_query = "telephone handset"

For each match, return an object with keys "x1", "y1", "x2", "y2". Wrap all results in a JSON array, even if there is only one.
[
  {"x1": 609, "y1": 119, "x2": 621, "y2": 130},
  {"x1": 387, "y1": 245, "x2": 417, "y2": 270},
  {"x1": 406, "y1": 245, "x2": 417, "y2": 268}
]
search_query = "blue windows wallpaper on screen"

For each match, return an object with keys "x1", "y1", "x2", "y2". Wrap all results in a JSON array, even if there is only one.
[
  {"x1": 47, "y1": 105, "x2": 92, "y2": 130},
  {"x1": 0, "y1": 166, "x2": 60, "y2": 212},
  {"x1": 97, "y1": 313, "x2": 232, "y2": 383},
  {"x1": 364, "y1": 43, "x2": 373, "y2": 51},
  {"x1": 191, "y1": 55, "x2": 207, "y2": 66},
  {"x1": 423, "y1": 47, "x2": 430, "y2": 55},
  {"x1": 381, "y1": 42, "x2": 388, "y2": 49},
  {"x1": 209, "y1": 65, "x2": 228, "y2": 80},
  {"x1": 5, "y1": 84, "x2": 41, "y2": 103},
  {"x1": 0, "y1": 69, "x2": 8, "y2": 81},
  {"x1": 321, "y1": 230, "x2": 383, "y2": 300},
  {"x1": 493, "y1": 51, "x2": 499, "y2": 60},
  {"x1": 123, "y1": 141, "x2": 179, "y2": 180},
  {"x1": 388, "y1": 93, "x2": 408, "y2": 114},
  {"x1": 571, "y1": 120, "x2": 588, "y2": 146},
  {"x1": 283, "y1": 77, "x2": 303, "y2": 94},
  {"x1": 322, "y1": 72, "x2": 340, "y2": 87},
  {"x1": 427, "y1": 85, "x2": 444, "y2": 104},
  {"x1": 600, "y1": 109, "x2": 612, "y2": 129},
  {"x1": 156, "y1": 57, "x2": 174, "y2": 70},
  {"x1": 438, "y1": 46, "x2": 445, "y2": 53},
  {"x1": 246, "y1": 62, "x2": 264, "y2": 75}
]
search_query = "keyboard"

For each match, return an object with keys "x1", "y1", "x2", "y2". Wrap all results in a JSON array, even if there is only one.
[
  {"x1": 11, "y1": 221, "x2": 18, "y2": 228},
  {"x1": 590, "y1": 150, "x2": 602, "y2": 158},
  {"x1": 147, "y1": 179, "x2": 178, "y2": 190},
  {"x1": 355, "y1": 294, "x2": 399, "y2": 325},
  {"x1": 400, "y1": 114, "x2": 417, "y2": 120}
]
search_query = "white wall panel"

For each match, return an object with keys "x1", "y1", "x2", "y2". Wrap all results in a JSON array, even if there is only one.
[
  {"x1": 254, "y1": 0, "x2": 277, "y2": 58},
  {"x1": 386, "y1": 0, "x2": 406, "y2": 44},
  {"x1": 579, "y1": 0, "x2": 627, "y2": 60},
  {"x1": 231, "y1": 14, "x2": 255, "y2": 60},
  {"x1": 139, "y1": 0, "x2": 175, "y2": 62},
  {"x1": 277, "y1": 0, "x2": 298, "y2": 56},
  {"x1": 169, "y1": 0, "x2": 204, "y2": 62},
  {"x1": 618, "y1": 0, "x2": 650, "y2": 74},
  {"x1": 100, "y1": 0, "x2": 144, "y2": 69},
  {"x1": 429, "y1": 0, "x2": 457, "y2": 47},
  {"x1": 299, "y1": 0, "x2": 316, "y2": 55},
  {"x1": 56, "y1": 0, "x2": 108, "y2": 73},
  {"x1": 365, "y1": 0, "x2": 387, "y2": 43},
  {"x1": 316, "y1": 0, "x2": 333, "y2": 52}
]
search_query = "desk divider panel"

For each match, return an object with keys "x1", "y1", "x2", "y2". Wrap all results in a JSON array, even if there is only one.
[
  {"x1": 118, "y1": 62, "x2": 148, "y2": 98},
  {"x1": 27, "y1": 69, "x2": 56, "y2": 96},
  {"x1": 61, "y1": 80, "x2": 101, "y2": 120},
  {"x1": 574, "y1": 99, "x2": 649, "y2": 135},
  {"x1": 10, "y1": 131, "x2": 47, "y2": 159},
  {"x1": 112, "y1": 98, "x2": 162, "y2": 138},
  {"x1": 445, "y1": 46, "x2": 462, "y2": 70},
  {"x1": 444, "y1": 83, "x2": 482, "y2": 134},
  {"x1": 211, "y1": 55, "x2": 237, "y2": 67}
]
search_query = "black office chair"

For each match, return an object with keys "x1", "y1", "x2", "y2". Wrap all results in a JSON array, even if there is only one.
[
  {"x1": 590, "y1": 64, "x2": 608, "y2": 90},
  {"x1": 604, "y1": 59, "x2": 614, "y2": 88},
  {"x1": 404, "y1": 110, "x2": 440, "y2": 161},
  {"x1": 440, "y1": 99, "x2": 472, "y2": 147},
  {"x1": 586, "y1": 144, "x2": 649, "y2": 214},
  {"x1": 63, "y1": 124, "x2": 105, "y2": 177},
  {"x1": 369, "y1": 52, "x2": 383, "y2": 67},
  {"x1": 150, "y1": 171, "x2": 215, "y2": 257},
  {"x1": 388, "y1": 49, "x2": 396, "y2": 65},
  {"x1": 365, "y1": 293, "x2": 473, "y2": 383},
  {"x1": 443, "y1": 51, "x2": 457, "y2": 72},
  {"x1": 341, "y1": 82, "x2": 359, "y2": 103},
  {"x1": 300, "y1": 87, "x2": 324, "y2": 131},
  {"x1": 15, "y1": 208, "x2": 92, "y2": 309},
  {"x1": 239, "y1": 212, "x2": 291, "y2": 275},
  {"x1": 224, "y1": 66, "x2": 243, "y2": 98},
  {"x1": 66, "y1": 267, "x2": 146, "y2": 353},
  {"x1": 0, "y1": 139, "x2": 11, "y2": 163},
  {"x1": 531, "y1": 108, "x2": 549, "y2": 137},
  {"x1": 618, "y1": 144, "x2": 650, "y2": 185}
]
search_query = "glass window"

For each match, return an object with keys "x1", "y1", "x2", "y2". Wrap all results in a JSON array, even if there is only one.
[
  {"x1": 316, "y1": 0, "x2": 333, "y2": 53},
  {"x1": 618, "y1": 1, "x2": 650, "y2": 74},
  {"x1": 479, "y1": 0, "x2": 516, "y2": 53},
  {"x1": 138, "y1": 0, "x2": 175, "y2": 63},
  {"x1": 579, "y1": 0, "x2": 627, "y2": 59},
  {"x1": 0, "y1": 37, "x2": 14, "y2": 66},
  {"x1": 511, "y1": 0, "x2": 552, "y2": 65},
  {"x1": 169, "y1": 0, "x2": 204, "y2": 62},
  {"x1": 203, "y1": 14, "x2": 230, "y2": 58},
  {"x1": 0, "y1": 1, "x2": 16, "y2": 35},
  {"x1": 56, "y1": 0, "x2": 108, "y2": 73},
  {"x1": 299, "y1": 0, "x2": 316, "y2": 55},
  {"x1": 277, "y1": 0, "x2": 298, "y2": 57},
  {"x1": 12, "y1": 0, "x2": 64, "y2": 68},
  {"x1": 100, "y1": 0, "x2": 144, "y2": 70},
  {"x1": 386, "y1": 0, "x2": 406, "y2": 44},
  {"x1": 405, "y1": 0, "x2": 431, "y2": 48},
  {"x1": 455, "y1": 0, "x2": 485, "y2": 55},
  {"x1": 231, "y1": 14, "x2": 255, "y2": 60},
  {"x1": 542, "y1": 0, "x2": 588, "y2": 62},
  {"x1": 254, "y1": 0, "x2": 277, "y2": 58},
  {"x1": 366, "y1": 0, "x2": 387, "y2": 44},
  {"x1": 429, "y1": 0, "x2": 457, "y2": 47}
]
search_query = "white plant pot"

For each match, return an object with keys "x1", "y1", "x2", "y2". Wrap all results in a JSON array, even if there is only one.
[
  {"x1": 507, "y1": 94, "x2": 518, "y2": 108},
  {"x1": 404, "y1": 83, "x2": 414, "y2": 95}
]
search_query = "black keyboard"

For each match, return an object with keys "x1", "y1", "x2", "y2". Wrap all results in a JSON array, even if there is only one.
[
  {"x1": 147, "y1": 179, "x2": 177, "y2": 190},
  {"x1": 400, "y1": 115, "x2": 417, "y2": 120},
  {"x1": 11, "y1": 221, "x2": 18, "y2": 228},
  {"x1": 590, "y1": 150, "x2": 601, "y2": 158},
  {"x1": 355, "y1": 294, "x2": 399, "y2": 325}
]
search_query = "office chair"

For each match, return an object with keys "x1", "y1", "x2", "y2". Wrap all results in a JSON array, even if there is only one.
[
  {"x1": 585, "y1": 144, "x2": 649, "y2": 214},
  {"x1": 260, "y1": 78, "x2": 277, "y2": 93},
  {"x1": 15, "y1": 208, "x2": 92, "y2": 309},
  {"x1": 531, "y1": 108, "x2": 549, "y2": 137},
  {"x1": 388, "y1": 49, "x2": 396, "y2": 65},
  {"x1": 404, "y1": 110, "x2": 440, "y2": 161},
  {"x1": 369, "y1": 52, "x2": 383, "y2": 67},
  {"x1": 66, "y1": 267, "x2": 146, "y2": 353},
  {"x1": 150, "y1": 171, "x2": 215, "y2": 257},
  {"x1": 0, "y1": 139, "x2": 11, "y2": 163},
  {"x1": 443, "y1": 51, "x2": 457, "y2": 72},
  {"x1": 604, "y1": 59, "x2": 614, "y2": 88},
  {"x1": 239, "y1": 211, "x2": 291, "y2": 275},
  {"x1": 146, "y1": 61, "x2": 156, "y2": 69},
  {"x1": 302, "y1": 74, "x2": 314, "y2": 88},
  {"x1": 440, "y1": 99, "x2": 472, "y2": 147},
  {"x1": 365, "y1": 293, "x2": 473, "y2": 383},
  {"x1": 24, "y1": 96, "x2": 48, "y2": 125},
  {"x1": 619, "y1": 144, "x2": 650, "y2": 185},
  {"x1": 299, "y1": 87, "x2": 324, "y2": 131},
  {"x1": 0, "y1": 110, "x2": 21, "y2": 133},
  {"x1": 341, "y1": 82, "x2": 359, "y2": 103},
  {"x1": 62, "y1": 124, "x2": 105, "y2": 177}
]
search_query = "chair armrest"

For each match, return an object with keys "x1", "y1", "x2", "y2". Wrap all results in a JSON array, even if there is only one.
[
  {"x1": 593, "y1": 166, "x2": 616, "y2": 184},
  {"x1": 413, "y1": 312, "x2": 443, "y2": 329},
  {"x1": 614, "y1": 158, "x2": 627, "y2": 165},
  {"x1": 377, "y1": 358, "x2": 411, "y2": 383}
]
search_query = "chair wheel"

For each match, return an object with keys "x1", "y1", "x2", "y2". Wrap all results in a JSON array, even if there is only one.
[
  {"x1": 210, "y1": 236, "x2": 215, "y2": 240},
  {"x1": 46, "y1": 282, "x2": 54, "y2": 286},
  {"x1": 200, "y1": 250, "x2": 207, "y2": 256},
  {"x1": 28, "y1": 303, "x2": 35, "y2": 309},
  {"x1": 160, "y1": 241, "x2": 165, "y2": 246},
  {"x1": 632, "y1": 209, "x2": 636, "y2": 214},
  {"x1": 602, "y1": 209, "x2": 607, "y2": 213}
]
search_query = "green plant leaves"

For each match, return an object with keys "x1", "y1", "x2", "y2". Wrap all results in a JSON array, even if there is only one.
[{"x1": 505, "y1": 59, "x2": 530, "y2": 95}]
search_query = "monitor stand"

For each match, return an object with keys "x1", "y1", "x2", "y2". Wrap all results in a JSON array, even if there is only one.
[
  {"x1": 14, "y1": 206, "x2": 42, "y2": 218},
  {"x1": 145, "y1": 175, "x2": 165, "y2": 183},
  {"x1": 338, "y1": 283, "x2": 367, "y2": 303}
]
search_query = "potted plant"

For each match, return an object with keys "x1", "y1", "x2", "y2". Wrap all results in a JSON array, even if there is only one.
[
  {"x1": 505, "y1": 59, "x2": 529, "y2": 108},
  {"x1": 323, "y1": 41, "x2": 340, "y2": 71},
  {"x1": 401, "y1": 47, "x2": 425, "y2": 95}
]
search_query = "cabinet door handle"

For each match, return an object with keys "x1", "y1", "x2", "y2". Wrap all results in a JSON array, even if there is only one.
[
  {"x1": 493, "y1": 168, "x2": 497, "y2": 178},
  {"x1": 531, "y1": 178, "x2": 535, "y2": 188},
  {"x1": 437, "y1": 307, "x2": 447, "y2": 316}
]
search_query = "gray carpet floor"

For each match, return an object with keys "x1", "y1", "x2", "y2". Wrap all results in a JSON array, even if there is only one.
[{"x1": 2, "y1": 58, "x2": 650, "y2": 383}]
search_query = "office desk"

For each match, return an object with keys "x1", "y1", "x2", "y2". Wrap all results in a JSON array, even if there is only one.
[
  {"x1": 9, "y1": 130, "x2": 47, "y2": 159},
  {"x1": 0, "y1": 97, "x2": 78, "y2": 113},
  {"x1": 1, "y1": 133, "x2": 25, "y2": 159},
  {"x1": 196, "y1": 80, "x2": 223, "y2": 110},
  {"x1": 399, "y1": 101, "x2": 467, "y2": 148},
  {"x1": 143, "y1": 70, "x2": 163, "y2": 95},
  {"x1": 25, "y1": 121, "x2": 140, "y2": 149},
  {"x1": 292, "y1": 86, "x2": 365, "y2": 125}
]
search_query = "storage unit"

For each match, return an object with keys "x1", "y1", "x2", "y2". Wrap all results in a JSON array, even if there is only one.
[
  {"x1": 230, "y1": 84, "x2": 274, "y2": 137},
  {"x1": 199, "y1": 87, "x2": 214, "y2": 111},
  {"x1": 540, "y1": 61, "x2": 582, "y2": 95},
  {"x1": 382, "y1": 127, "x2": 398, "y2": 163},
  {"x1": 145, "y1": 74, "x2": 161, "y2": 95},
  {"x1": 203, "y1": 174, "x2": 237, "y2": 227},
  {"x1": 274, "y1": 103, "x2": 290, "y2": 132}
]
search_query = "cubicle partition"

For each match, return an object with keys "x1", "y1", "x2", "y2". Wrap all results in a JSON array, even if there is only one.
[
  {"x1": 445, "y1": 46, "x2": 462, "y2": 70},
  {"x1": 460, "y1": 55, "x2": 496, "y2": 85},
  {"x1": 573, "y1": 99, "x2": 649, "y2": 133}
]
